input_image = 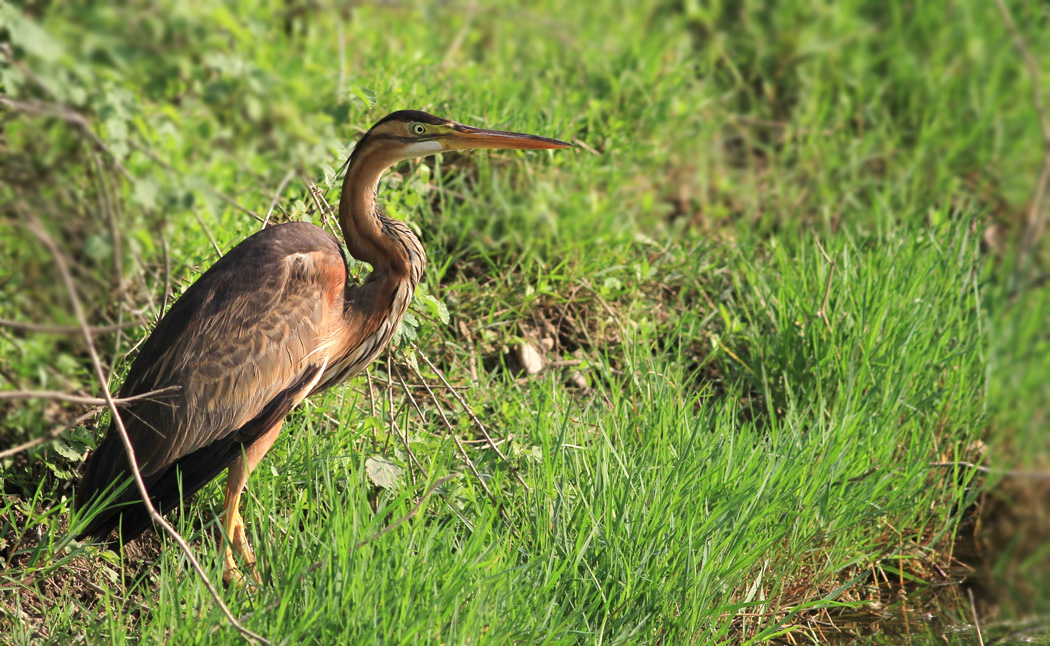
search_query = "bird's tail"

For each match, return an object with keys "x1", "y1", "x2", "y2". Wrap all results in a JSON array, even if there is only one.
[{"x1": 74, "y1": 433, "x2": 244, "y2": 546}]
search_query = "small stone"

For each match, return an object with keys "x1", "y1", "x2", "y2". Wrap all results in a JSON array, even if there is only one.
[{"x1": 516, "y1": 342, "x2": 544, "y2": 375}]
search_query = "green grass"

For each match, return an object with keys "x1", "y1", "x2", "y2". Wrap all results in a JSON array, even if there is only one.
[{"x1": 1, "y1": 0, "x2": 1048, "y2": 644}]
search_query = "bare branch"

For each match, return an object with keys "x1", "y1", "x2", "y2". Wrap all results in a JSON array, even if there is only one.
[
  {"x1": 0, "y1": 386, "x2": 179, "y2": 406},
  {"x1": 365, "y1": 368, "x2": 378, "y2": 451},
  {"x1": 408, "y1": 343, "x2": 504, "y2": 460},
  {"x1": 407, "y1": 342, "x2": 531, "y2": 492},
  {"x1": 0, "y1": 408, "x2": 100, "y2": 461},
  {"x1": 193, "y1": 209, "x2": 224, "y2": 257},
  {"x1": 24, "y1": 218, "x2": 270, "y2": 645},
  {"x1": 0, "y1": 318, "x2": 145, "y2": 334},
  {"x1": 0, "y1": 94, "x2": 132, "y2": 182},
  {"x1": 300, "y1": 172, "x2": 341, "y2": 239},
  {"x1": 813, "y1": 235, "x2": 836, "y2": 337},
  {"x1": 929, "y1": 460, "x2": 1050, "y2": 480},
  {"x1": 353, "y1": 475, "x2": 456, "y2": 549},
  {"x1": 400, "y1": 353, "x2": 512, "y2": 524},
  {"x1": 995, "y1": 0, "x2": 1050, "y2": 264},
  {"x1": 207, "y1": 189, "x2": 264, "y2": 223},
  {"x1": 262, "y1": 170, "x2": 295, "y2": 229},
  {"x1": 127, "y1": 140, "x2": 264, "y2": 224},
  {"x1": 968, "y1": 587, "x2": 986, "y2": 646},
  {"x1": 159, "y1": 226, "x2": 172, "y2": 317}
]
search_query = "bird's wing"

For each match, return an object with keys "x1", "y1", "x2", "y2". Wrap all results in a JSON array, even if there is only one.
[
  {"x1": 122, "y1": 227, "x2": 347, "y2": 473},
  {"x1": 77, "y1": 224, "x2": 348, "y2": 518}
]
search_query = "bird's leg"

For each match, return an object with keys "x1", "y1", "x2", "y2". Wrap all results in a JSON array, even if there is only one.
[{"x1": 220, "y1": 420, "x2": 284, "y2": 587}]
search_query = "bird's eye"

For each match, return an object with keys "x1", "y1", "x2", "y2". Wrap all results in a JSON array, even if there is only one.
[{"x1": 412, "y1": 123, "x2": 427, "y2": 135}]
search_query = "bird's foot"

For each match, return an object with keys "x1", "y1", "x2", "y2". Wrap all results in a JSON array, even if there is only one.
[
  {"x1": 221, "y1": 515, "x2": 263, "y2": 587},
  {"x1": 222, "y1": 559, "x2": 262, "y2": 587}
]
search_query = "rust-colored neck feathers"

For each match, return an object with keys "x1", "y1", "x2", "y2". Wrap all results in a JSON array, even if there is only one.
[{"x1": 337, "y1": 140, "x2": 425, "y2": 286}]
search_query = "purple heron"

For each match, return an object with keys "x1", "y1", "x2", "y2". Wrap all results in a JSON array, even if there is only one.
[{"x1": 76, "y1": 110, "x2": 570, "y2": 584}]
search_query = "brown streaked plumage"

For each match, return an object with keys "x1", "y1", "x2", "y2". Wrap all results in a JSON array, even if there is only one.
[{"x1": 75, "y1": 110, "x2": 571, "y2": 584}]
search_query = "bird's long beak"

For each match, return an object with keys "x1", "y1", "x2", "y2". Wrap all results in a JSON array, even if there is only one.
[{"x1": 443, "y1": 124, "x2": 572, "y2": 151}]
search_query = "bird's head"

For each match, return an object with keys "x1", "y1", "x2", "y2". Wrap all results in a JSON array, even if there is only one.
[{"x1": 353, "y1": 110, "x2": 572, "y2": 166}]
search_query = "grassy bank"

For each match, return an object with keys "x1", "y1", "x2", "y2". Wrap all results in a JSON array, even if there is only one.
[{"x1": 2, "y1": 1, "x2": 1047, "y2": 643}]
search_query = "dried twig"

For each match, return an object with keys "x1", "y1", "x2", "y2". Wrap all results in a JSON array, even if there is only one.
[
  {"x1": 0, "y1": 409, "x2": 100, "y2": 461},
  {"x1": 996, "y1": 0, "x2": 1050, "y2": 266},
  {"x1": 262, "y1": 170, "x2": 295, "y2": 229},
  {"x1": 813, "y1": 235, "x2": 836, "y2": 336},
  {"x1": 409, "y1": 342, "x2": 514, "y2": 467},
  {"x1": 208, "y1": 190, "x2": 264, "y2": 223},
  {"x1": 353, "y1": 475, "x2": 455, "y2": 549},
  {"x1": 968, "y1": 587, "x2": 986, "y2": 646},
  {"x1": 300, "y1": 172, "x2": 341, "y2": 239},
  {"x1": 929, "y1": 461, "x2": 1050, "y2": 480},
  {"x1": 0, "y1": 386, "x2": 179, "y2": 406},
  {"x1": 0, "y1": 94, "x2": 132, "y2": 182},
  {"x1": 0, "y1": 318, "x2": 145, "y2": 335},
  {"x1": 377, "y1": 352, "x2": 424, "y2": 484},
  {"x1": 88, "y1": 147, "x2": 126, "y2": 372},
  {"x1": 193, "y1": 209, "x2": 224, "y2": 257},
  {"x1": 25, "y1": 219, "x2": 270, "y2": 645},
  {"x1": 159, "y1": 226, "x2": 172, "y2": 318},
  {"x1": 400, "y1": 357, "x2": 501, "y2": 503},
  {"x1": 365, "y1": 368, "x2": 379, "y2": 451}
]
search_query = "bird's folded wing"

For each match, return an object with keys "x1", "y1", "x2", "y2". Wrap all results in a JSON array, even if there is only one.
[{"x1": 119, "y1": 245, "x2": 345, "y2": 474}]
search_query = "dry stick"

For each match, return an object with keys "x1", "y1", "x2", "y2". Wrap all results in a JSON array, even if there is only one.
[
  {"x1": 25, "y1": 220, "x2": 270, "y2": 646},
  {"x1": 382, "y1": 353, "x2": 428, "y2": 485},
  {"x1": 968, "y1": 587, "x2": 986, "y2": 646},
  {"x1": 389, "y1": 415, "x2": 424, "y2": 486},
  {"x1": 394, "y1": 369, "x2": 442, "y2": 449},
  {"x1": 0, "y1": 386, "x2": 180, "y2": 406},
  {"x1": 0, "y1": 318, "x2": 145, "y2": 335},
  {"x1": 159, "y1": 227, "x2": 172, "y2": 318},
  {"x1": 209, "y1": 190, "x2": 265, "y2": 223},
  {"x1": 408, "y1": 341, "x2": 516, "y2": 468},
  {"x1": 0, "y1": 94, "x2": 132, "y2": 183},
  {"x1": 813, "y1": 235, "x2": 836, "y2": 336},
  {"x1": 301, "y1": 173, "x2": 341, "y2": 239},
  {"x1": 353, "y1": 474, "x2": 456, "y2": 549},
  {"x1": 193, "y1": 209, "x2": 224, "y2": 257},
  {"x1": 129, "y1": 244, "x2": 160, "y2": 325},
  {"x1": 89, "y1": 148, "x2": 127, "y2": 376},
  {"x1": 261, "y1": 170, "x2": 295, "y2": 229},
  {"x1": 385, "y1": 350, "x2": 395, "y2": 456},
  {"x1": 0, "y1": 408, "x2": 100, "y2": 461},
  {"x1": 395, "y1": 374, "x2": 516, "y2": 514},
  {"x1": 995, "y1": 0, "x2": 1050, "y2": 267},
  {"x1": 399, "y1": 357, "x2": 508, "y2": 512},
  {"x1": 127, "y1": 140, "x2": 265, "y2": 226},
  {"x1": 370, "y1": 372, "x2": 472, "y2": 392},
  {"x1": 365, "y1": 369, "x2": 379, "y2": 451},
  {"x1": 571, "y1": 138, "x2": 600, "y2": 156},
  {"x1": 929, "y1": 460, "x2": 1050, "y2": 480},
  {"x1": 336, "y1": 20, "x2": 347, "y2": 103}
]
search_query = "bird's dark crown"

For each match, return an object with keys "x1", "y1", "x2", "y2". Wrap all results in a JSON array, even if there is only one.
[{"x1": 372, "y1": 110, "x2": 450, "y2": 129}]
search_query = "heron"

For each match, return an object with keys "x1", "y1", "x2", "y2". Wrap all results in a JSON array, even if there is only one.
[{"x1": 75, "y1": 110, "x2": 571, "y2": 584}]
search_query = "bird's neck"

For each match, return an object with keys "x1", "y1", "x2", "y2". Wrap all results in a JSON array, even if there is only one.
[{"x1": 338, "y1": 146, "x2": 426, "y2": 287}]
